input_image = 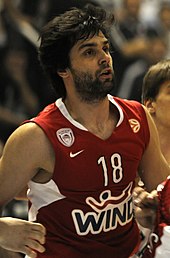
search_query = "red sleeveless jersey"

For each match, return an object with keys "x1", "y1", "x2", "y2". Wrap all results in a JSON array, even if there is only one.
[{"x1": 26, "y1": 95, "x2": 150, "y2": 258}]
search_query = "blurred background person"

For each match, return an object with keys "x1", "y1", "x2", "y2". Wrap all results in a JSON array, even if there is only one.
[
  {"x1": 117, "y1": 35, "x2": 167, "y2": 102},
  {"x1": 109, "y1": 0, "x2": 157, "y2": 94},
  {"x1": 156, "y1": 2, "x2": 170, "y2": 58},
  {"x1": 0, "y1": 46, "x2": 39, "y2": 142}
]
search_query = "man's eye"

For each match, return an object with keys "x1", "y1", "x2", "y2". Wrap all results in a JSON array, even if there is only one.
[
  {"x1": 103, "y1": 46, "x2": 110, "y2": 53},
  {"x1": 84, "y1": 49, "x2": 95, "y2": 56}
]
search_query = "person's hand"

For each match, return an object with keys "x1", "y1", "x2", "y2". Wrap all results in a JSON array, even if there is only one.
[
  {"x1": 133, "y1": 187, "x2": 158, "y2": 229},
  {"x1": 0, "y1": 217, "x2": 46, "y2": 258}
]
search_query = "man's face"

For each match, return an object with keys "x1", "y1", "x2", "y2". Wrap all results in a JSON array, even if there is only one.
[
  {"x1": 68, "y1": 31, "x2": 115, "y2": 102},
  {"x1": 153, "y1": 80, "x2": 170, "y2": 128}
]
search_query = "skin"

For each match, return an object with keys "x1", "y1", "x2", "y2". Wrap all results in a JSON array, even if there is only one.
[
  {"x1": 0, "y1": 31, "x2": 170, "y2": 255},
  {"x1": 145, "y1": 80, "x2": 170, "y2": 164},
  {"x1": 0, "y1": 217, "x2": 46, "y2": 258},
  {"x1": 134, "y1": 80, "x2": 170, "y2": 228}
]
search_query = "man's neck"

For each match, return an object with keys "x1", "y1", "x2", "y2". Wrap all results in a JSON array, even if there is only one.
[{"x1": 63, "y1": 96, "x2": 118, "y2": 140}]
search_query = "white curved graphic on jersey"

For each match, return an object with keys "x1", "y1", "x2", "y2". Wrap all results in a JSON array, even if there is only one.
[
  {"x1": 70, "y1": 150, "x2": 84, "y2": 158},
  {"x1": 148, "y1": 232, "x2": 159, "y2": 253},
  {"x1": 128, "y1": 119, "x2": 140, "y2": 133},
  {"x1": 86, "y1": 182, "x2": 132, "y2": 212},
  {"x1": 72, "y1": 182, "x2": 133, "y2": 236},
  {"x1": 56, "y1": 128, "x2": 75, "y2": 147}
]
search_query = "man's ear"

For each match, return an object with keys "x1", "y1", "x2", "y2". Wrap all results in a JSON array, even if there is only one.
[
  {"x1": 144, "y1": 99, "x2": 156, "y2": 114},
  {"x1": 57, "y1": 69, "x2": 69, "y2": 78}
]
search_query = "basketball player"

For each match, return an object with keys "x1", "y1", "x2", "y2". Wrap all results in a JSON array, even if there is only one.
[
  {"x1": 142, "y1": 59, "x2": 170, "y2": 164},
  {"x1": 0, "y1": 4, "x2": 169, "y2": 258},
  {"x1": 133, "y1": 59, "x2": 170, "y2": 257}
]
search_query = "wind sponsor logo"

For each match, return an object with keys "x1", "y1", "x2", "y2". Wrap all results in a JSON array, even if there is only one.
[{"x1": 72, "y1": 182, "x2": 133, "y2": 235}]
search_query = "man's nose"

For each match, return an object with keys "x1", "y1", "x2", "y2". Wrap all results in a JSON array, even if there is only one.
[{"x1": 99, "y1": 51, "x2": 111, "y2": 65}]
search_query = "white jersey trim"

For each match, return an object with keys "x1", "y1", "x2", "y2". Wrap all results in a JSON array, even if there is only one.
[
  {"x1": 55, "y1": 98, "x2": 88, "y2": 130},
  {"x1": 55, "y1": 94, "x2": 124, "y2": 129},
  {"x1": 107, "y1": 94, "x2": 124, "y2": 127}
]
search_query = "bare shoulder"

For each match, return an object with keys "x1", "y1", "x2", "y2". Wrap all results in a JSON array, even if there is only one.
[
  {"x1": 8, "y1": 122, "x2": 46, "y2": 141},
  {"x1": 5, "y1": 122, "x2": 50, "y2": 151},
  {"x1": 2, "y1": 122, "x2": 55, "y2": 174},
  {"x1": 0, "y1": 122, "x2": 55, "y2": 202}
]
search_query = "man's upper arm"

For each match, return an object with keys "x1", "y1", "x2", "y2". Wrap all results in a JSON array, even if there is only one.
[
  {"x1": 0, "y1": 123, "x2": 53, "y2": 205},
  {"x1": 139, "y1": 107, "x2": 170, "y2": 191}
]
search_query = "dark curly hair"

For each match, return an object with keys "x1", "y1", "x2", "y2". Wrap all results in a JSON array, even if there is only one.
[{"x1": 38, "y1": 4, "x2": 114, "y2": 99}]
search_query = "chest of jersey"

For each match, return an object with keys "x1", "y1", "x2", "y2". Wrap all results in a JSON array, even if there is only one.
[
  {"x1": 53, "y1": 123, "x2": 142, "y2": 192},
  {"x1": 27, "y1": 98, "x2": 149, "y2": 257}
]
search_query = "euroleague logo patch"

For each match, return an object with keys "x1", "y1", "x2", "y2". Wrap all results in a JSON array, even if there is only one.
[
  {"x1": 128, "y1": 119, "x2": 140, "y2": 133},
  {"x1": 56, "y1": 128, "x2": 75, "y2": 147}
]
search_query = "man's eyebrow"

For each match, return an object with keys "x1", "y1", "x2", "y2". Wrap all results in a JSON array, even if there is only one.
[
  {"x1": 78, "y1": 40, "x2": 109, "y2": 51},
  {"x1": 78, "y1": 42, "x2": 96, "y2": 50}
]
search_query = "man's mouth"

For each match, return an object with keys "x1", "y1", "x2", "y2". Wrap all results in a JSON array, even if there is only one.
[{"x1": 99, "y1": 68, "x2": 112, "y2": 79}]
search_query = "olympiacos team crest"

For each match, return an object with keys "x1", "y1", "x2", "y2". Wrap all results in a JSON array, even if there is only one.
[{"x1": 56, "y1": 128, "x2": 75, "y2": 147}]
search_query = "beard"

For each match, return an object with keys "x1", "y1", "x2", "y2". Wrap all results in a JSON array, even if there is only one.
[{"x1": 70, "y1": 67, "x2": 116, "y2": 103}]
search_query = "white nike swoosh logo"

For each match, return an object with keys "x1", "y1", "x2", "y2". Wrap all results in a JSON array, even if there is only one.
[{"x1": 70, "y1": 150, "x2": 84, "y2": 158}]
